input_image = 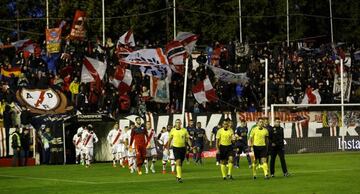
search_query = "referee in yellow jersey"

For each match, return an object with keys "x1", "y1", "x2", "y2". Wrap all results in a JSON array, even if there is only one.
[
  {"x1": 167, "y1": 119, "x2": 192, "y2": 183},
  {"x1": 216, "y1": 120, "x2": 235, "y2": 180},
  {"x1": 248, "y1": 117, "x2": 270, "y2": 179}
]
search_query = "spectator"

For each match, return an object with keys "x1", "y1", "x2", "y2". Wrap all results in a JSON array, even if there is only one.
[
  {"x1": 11, "y1": 126, "x2": 21, "y2": 166},
  {"x1": 21, "y1": 128, "x2": 31, "y2": 166}
]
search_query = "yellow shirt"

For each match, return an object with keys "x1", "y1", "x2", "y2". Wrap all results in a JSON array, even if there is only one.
[
  {"x1": 216, "y1": 128, "x2": 234, "y2": 146},
  {"x1": 170, "y1": 127, "x2": 189, "y2": 148},
  {"x1": 69, "y1": 81, "x2": 79, "y2": 94},
  {"x1": 249, "y1": 126, "x2": 268, "y2": 146}
]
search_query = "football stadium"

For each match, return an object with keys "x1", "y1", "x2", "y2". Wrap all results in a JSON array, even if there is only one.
[{"x1": 0, "y1": 0, "x2": 360, "y2": 194}]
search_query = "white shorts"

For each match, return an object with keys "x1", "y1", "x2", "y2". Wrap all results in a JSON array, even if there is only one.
[
  {"x1": 81, "y1": 147, "x2": 94, "y2": 157},
  {"x1": 163, "y1": 149, "x2": 174, "y2": 160},
  {"x1": 111, "y1": 144, "x2": 123, "y2": 154},
  {"x1": 128, "y1": 148, "x2": 136, "y2": 157},
  {"x1": 75, "y1": 147, "x2": 81, "y2": 156},
  {"x1": 146, "y1": 147, "x2": 157, "y2": 157}
]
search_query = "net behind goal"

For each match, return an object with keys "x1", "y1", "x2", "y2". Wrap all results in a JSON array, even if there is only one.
[{"x1": 270, "y1": 104, "x2": 360, "y2": 154}]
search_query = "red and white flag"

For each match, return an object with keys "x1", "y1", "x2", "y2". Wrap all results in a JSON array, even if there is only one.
[
  {"x1": 176, "y1": 32, "x2": 199, "y2": 54},
  {"x1": 81, "y1": 57, "x2": 107, "y2": 83},
  {"x1": 110, "y1": 66, "x2": 132, "y2": 95},
  {"x1": 121, "y1": 48, "x2": 168, "y2": 66},
  {"x1": 301, "y1": 87, "x2": 321, "y2": 104},
  {"x1": 192, "y1": 78, "x2": 218, "y2": 104},
  {"x1": 11, "y1": 39, "x2": 35, "y2": 53},
  {"x1": 117, "y1": 30, "x2": 135, "y2": 47},
  {"x1": 69, "y1": 10, "x2": 87, "y2": 40},
  {"x1": 165, "y1": 40, "x2": 187, "y2": 74}
]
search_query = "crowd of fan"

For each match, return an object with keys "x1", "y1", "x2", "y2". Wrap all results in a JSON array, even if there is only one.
[{"x1": 1, "y1": 38, "x2": 360, "y2": 119}]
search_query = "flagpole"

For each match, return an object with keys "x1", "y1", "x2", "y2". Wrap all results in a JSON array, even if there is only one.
[
  {"x1": 329, "y1": 0, "x2": 334, "y2": 44},
  {"x1": 238, "y1": 0, "x2": 242, "y2": 43},
  {"x1": 173, "y1": 0, "x2": 176, "y2": 39},
  {"x1": 102, "y1": 0, "x2": 106, "y2": 46},
  {"x1": 265, "y1": 58, "x2": 268, "y2": 117},
  {"x1": 181, "y1": 58, "x2": 189, "y2": 127},
  {"x1": 286, "y1": 0, "x2": 289, "y2": 47},
  {"x1": 46, "y1": 0, "x2": 49, "y2": 29}
]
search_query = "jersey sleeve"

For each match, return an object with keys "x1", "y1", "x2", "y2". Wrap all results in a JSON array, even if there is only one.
[{"x1": 216, "y1": 129, "x2": 221, "y2": 139}]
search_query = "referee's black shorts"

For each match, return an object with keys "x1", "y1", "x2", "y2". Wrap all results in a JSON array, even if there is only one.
[
  {"x1": 173, "y1": 146, "x2": 187, "y2": 162},
  {"x1": 219, "y1": 145, "x2": 234, "y2": 160},
  {"x1": 253, "y1": 146, "x2": 267, "y2": 160}
]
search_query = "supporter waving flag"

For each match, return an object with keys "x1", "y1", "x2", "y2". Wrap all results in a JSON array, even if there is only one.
[{"x1": 192, "y1": 77, "x2": 218, "y2": 104}]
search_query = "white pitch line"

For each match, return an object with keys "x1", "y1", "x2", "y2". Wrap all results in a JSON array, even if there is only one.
[{"x1": 0, "y1": 168, "x2": 359, "y2": 185}]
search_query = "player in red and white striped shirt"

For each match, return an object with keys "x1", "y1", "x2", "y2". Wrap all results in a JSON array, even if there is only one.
[
  {"x1": 81, "y1": 124, "x2": 98, "y2": 168},
  {"x1": 145, "y1": 121, "x2": 158, "y2": 174},
  {"x1": 107, "y1": 122, "x2": 125, "y2": 168}
]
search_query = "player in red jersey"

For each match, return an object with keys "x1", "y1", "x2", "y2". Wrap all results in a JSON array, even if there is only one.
[{"x1": 129, "y1": 117, "x2": 148, "y2": 175}]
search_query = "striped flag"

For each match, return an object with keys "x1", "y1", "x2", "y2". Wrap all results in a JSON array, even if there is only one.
[
  {"x1": 192, "y1": 77, "x2": 218, "y2": 104},
  {"x1": 175, "y1": 32, "x2": 199, "y2": 54},
  {"x1": 110, "y1": 66, "x2": 132, "y2": 95},
  {"x1": 117, "y1": 30, "x2": 135, "y2": 47},
  {"x1": 0, "y1": 128, "x2": 7, "y2": 157},
  {"x1": 1, "y1": 67, "x2": 21, "y2": 77}
]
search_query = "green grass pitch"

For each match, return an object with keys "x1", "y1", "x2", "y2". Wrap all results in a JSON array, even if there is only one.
[{"x1": 0, "y1": 152, "x2": 359, "y2": 194}]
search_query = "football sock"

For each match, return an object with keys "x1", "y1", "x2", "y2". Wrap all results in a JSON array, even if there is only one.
[{"x1": 221, "y1": 164, "x2": 227, "y2": 178}]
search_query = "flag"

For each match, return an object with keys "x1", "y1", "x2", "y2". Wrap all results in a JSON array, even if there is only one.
[
  {"x1": 333, "y1": 73, "x2": 352, "y2": 102},
  {"x1": 46, "y1": 28, "x2": 62, "y2": 53},
  {"x1": 42, "y1": 53, "x2": 60, "y2": 73},
  {"x1": 150, "y1": 77, "x2": 170, "y2": 103},
  {"x1": 81, "y1": 57, "x2": 107, "y2": 84},
  {"x1": 117, "y1": 30, "x2": 135, "y2": 47},
  {"x1": 69, "y1": 10, "x2": 87, "y2": 40},
  {"x1": 1, "y1": 67, "x2": 21, "y2": 77},
  {"x1": 121, "y1": 48, "x2": 168, "y2": 66},
  {"x1": 175, "y1": 32, "x2": 199, "y2": 54},
  {"x1": 110, "y1": 66, "x2": 132, "y2": 95},
  {"x1": 140, "y1": 65, "x2": 171, "y2": 79},
  {"x1": 205, "y1": 64, "x2": 249, "y2": 84},
  {"x1": 11, "y1": 39, "x2": 34, "y2": 54},
  {"x1": 301, "y1": 87, "x2": 321, "y2": 104},
  {"x1": 165, "y1": 40, "x2": 187, "y2": 74},
  {"x1": 192, "y1": 78, "x2": 218, "y2": 104}
]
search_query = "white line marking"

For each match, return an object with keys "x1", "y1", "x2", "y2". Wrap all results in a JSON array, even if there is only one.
[{"x1": 0, "y1": 168, "x2": 359, "y2": 185}]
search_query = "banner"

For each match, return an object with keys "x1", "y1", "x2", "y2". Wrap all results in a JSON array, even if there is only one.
[
  {"x1": 205, "y1": 64, "x2": 249, "y2": 84},
  {"x1": 46, "y1": 28, "x2": 61, "y2": 53},
  {"x1": 140, "y1": 64, "x2": 171, "y2": 79},
  {"x1": 150, "y1": 77, "x2": 170, "y2": 103},
  {"x1": 15, "y1": 88, "x2": 73, "y2": 114},
  {"x1": 69, "y1": 10, "x2": 86, "y2": 40},
  {"x1": 333, "y1": 73, "x2": 352, "y2": 101}
]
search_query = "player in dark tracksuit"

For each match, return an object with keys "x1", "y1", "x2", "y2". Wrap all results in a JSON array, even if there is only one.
[
  {"x1": 194, "y1": 122, "x2": 207, "y2": 165},
  {"x1": 269, "y1": 118, "x2": 290, "y2": 177},
  {"x1": 186, "y1": 120, "x2": 196, "y2": 163},
  {"x1": 234, "y1": 120, "x2": 252, "y2": 168},
  {"x1": 210, "y1": 124, "x2": 222, "y2": 165}
]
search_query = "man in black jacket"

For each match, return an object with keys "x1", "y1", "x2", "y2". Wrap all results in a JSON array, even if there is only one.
[
  {"x1": 269, "y1": 117, "x2": 290, "y2": 177},
  {"x1": 11, "y1": 126, "x2": 21, "y2": 167},
  {"x1": 21, "y1": 128, "x2": 31, "y2": 166}
]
